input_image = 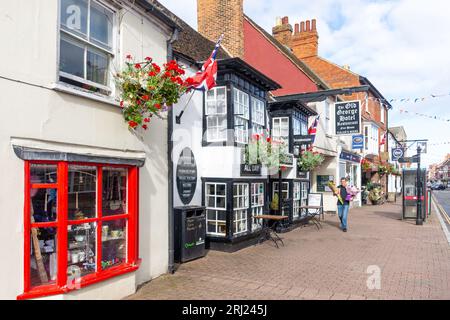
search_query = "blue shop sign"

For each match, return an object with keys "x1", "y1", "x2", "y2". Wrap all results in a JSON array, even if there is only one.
[
  {"x1": 352, "y1": 134, "x2": 364, "y2": 150},
  {"x1": 340, "y1": 151, "x2": 361, "y2": 163}
]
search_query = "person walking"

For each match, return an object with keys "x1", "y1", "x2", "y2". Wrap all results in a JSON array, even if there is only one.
[{"x1": 334, "y1": 177, "x2": 350, "y2": 232}]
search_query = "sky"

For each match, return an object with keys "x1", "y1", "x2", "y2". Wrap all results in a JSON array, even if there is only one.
[{"x1": 159, "y1": 0, "x2": 450, "y2": 167}]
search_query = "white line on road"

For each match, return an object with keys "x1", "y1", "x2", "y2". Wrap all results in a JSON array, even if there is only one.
[{"x1": 432, "y1": 196, "x2": 450, "y2": 245}]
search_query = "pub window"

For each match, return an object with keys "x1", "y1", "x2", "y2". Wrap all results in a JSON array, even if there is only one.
[
  {"x1": 23, "y1": 161, "x2": 138, "y2": 299},
  {"x1": 272, "y1": 117, "x2": 289, "y2": 145},
  {"x1": 251, "y1": 183, "x2": 264, "y2": 231},
  {"x1": 233, "y1": 183, "x2": 249, "y2": 235},
  {"x1": 293, "y1": 182, "x2": 301, "y2": 220},
  {"x1": 205, "y1": 183, "x2": 227, "y2": 236},
  {"x1": 251, "y1": 98, "x2": 265, "y2": 135},
  {"x1": 233, "y1": 88, "x2": 250, "y2": 144},
  {"x1": 301, "y1": 182, "x2": 309, "y2": 217},
  {"x1": 59, "y1": 0, "x2": 115, "y2": 95},
  {"x1": 206, "y1": 87, "x2": 227, "y2": 142},
  {"x1": 364, "y1": 125, "x2": 369, "y2": 151},
  {"x1": 293, "y1": 118, "x2": 301, "y2": 136}
]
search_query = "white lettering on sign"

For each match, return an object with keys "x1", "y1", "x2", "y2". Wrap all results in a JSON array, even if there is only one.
[{"x1": 66, "y1": 5, "x2": 81, "y2": 31}]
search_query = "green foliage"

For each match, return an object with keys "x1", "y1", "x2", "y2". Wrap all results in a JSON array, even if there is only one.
[{"x1": 298, "y1": 151, "x2": 324, "y2": 171}]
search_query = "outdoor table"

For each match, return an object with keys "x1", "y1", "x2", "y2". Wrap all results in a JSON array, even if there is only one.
[
  {"x1": 255, "y1": 215, "x2": 288, "y2": 248},
  {"x1": 299, "y1": 206, "x2": 323, "y2": 229}
]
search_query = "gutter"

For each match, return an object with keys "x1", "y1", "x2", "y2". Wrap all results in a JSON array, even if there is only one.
[{"x1": 167, "y1": 27, "x2": 179, "y2": 275}]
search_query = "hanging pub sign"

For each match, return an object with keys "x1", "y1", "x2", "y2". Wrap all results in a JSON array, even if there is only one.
[
  {"x1": 335, "y1": 101, "x2": 361, "y2": 135},
  {"x1": 392, "y1": 148, "x2": 405, "y2": 161},
  {"x1": 240, "y1": 163, "x2": 262, "y2": 176},
  {"x1": 176, "y1": 148, "x2": 197, "y2": 205}
]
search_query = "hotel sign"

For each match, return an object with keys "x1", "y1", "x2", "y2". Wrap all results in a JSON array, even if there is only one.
[{"x1": 335, "y1": 101, "x2": 361, "y2": 135}]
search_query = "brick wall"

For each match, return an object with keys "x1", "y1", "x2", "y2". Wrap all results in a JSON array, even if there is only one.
[{"x1": 197, "y1": 0, "x2": 244, "y2": 58}]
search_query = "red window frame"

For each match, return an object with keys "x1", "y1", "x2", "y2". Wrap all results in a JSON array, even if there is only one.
[{"x1": 18, "y1": 160, "x2": 139, "y2": 300}]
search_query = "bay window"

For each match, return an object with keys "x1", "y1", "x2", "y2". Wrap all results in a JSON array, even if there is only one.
[
  {"x1": 272, "y1": 117, "x2": 289, "y2": 144},
  {"x1": 233, "y1": 183, "x2": 249, "y2": 235},
  {"x1": 234, "y1": 88, "x2": 250, "y2": 144},
  {"x1": 206, "y1": 87, "x2": 227, "y2": 142},
  {"x1": 205, "y1": 183, "x2": 227, "y2": 236},
  {"x1": 22, "y1": 161, "x2": 138, "y2": 299},
  {"x1": 251, "y1": 99, "x2": 265, "y2": 135},
  {"x1": 59, "y1": 0, "x2": 114, "y2": 94},
  {"x1": 251, "y1": 183, "x2": 264, "y2": 231}
]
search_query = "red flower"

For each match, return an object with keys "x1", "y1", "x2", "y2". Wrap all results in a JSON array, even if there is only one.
[
  {"x1": 128, "y1": 121, "x2": 138, "y2": 128},
  {"x1": 142, "y1": 95, "x2": 150, "y2": 101},
  {"x1": 126, "y1": 54, "x2": 132, "y2": 60},
  {"x1": 145, "y1": 57, "x2": 152, "y2": 61},
  {"x1": 155, "y1": 103, "x2": 161, "y2": 109},
  {"x1": 144, "y1": 118, "x2": 150, "y2": 123},
  {"x1": 170, "y1": 76, "x2": 177, "y2": 83},
  {"x1": 185, "y1": 77, "x2": 195, "y2": 86},
  {"x1": 136, "y1": 100, "x2": 142, "y2": 105},
  {"x1": 142, "y1": 124, "x2": 148, "y2": 130},
  {"x1": 266, "y1": 137, "x2": 272, "y2": 143},
  {"x1": 164, "y1": 71, "x2": 171, "y2": 78},
  {"x1": 281, "y1": 166, "x2": 287, "y2": 172},
  {"x1": 148, "y1": 71, "x2": 157, "y2": 77},
  {"x1": 135, "y1": 63, "x2": 141, "y2": 69},
  {"x1": 152, "y1": 63, "x2": 161, "y2": 73},
  {"x1": 120, "y1": 101, "x2": 124, "y2": 108}
]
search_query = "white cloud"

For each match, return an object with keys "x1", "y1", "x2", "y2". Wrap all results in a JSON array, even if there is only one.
[{"x1": 158, "y1": 0, "x2": 450, "y2": 166}]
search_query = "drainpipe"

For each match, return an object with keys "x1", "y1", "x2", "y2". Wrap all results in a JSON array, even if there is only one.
[{"x1": 167, "y1": 27, "x2": 179, "y2": 274}]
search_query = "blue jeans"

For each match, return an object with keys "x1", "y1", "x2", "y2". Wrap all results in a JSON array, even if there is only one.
[{"x1": 337, "y1": 204, "x2": 350, "y2": 230}]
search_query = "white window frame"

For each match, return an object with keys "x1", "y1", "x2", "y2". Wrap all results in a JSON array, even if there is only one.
[
  {"x1": 272, "y1": 117, "x2": 289, "y2": 144},
  {"x1": 251, "y1": 98, "x2": 265, "y2": 135},
  {"x1": 58, "y1": 0, "x2": 116, "y2": 95},
  {"x1": 234, "y1": 88, "x2": 250, "y2": 144},
  {"x1": 364, "y1": 123, "x2": 379, "y2": 154},
  {"x1": 251, "y1": 183, "x2": 264, "y2": 231},
  {"x1": 233, "y1": 183, "x2": 249, "y2": 235},
  {"x1": 205, "y1": 183, "x2": 227, "y2": 237},
  {"x1": 301, "y1": 182, "x2": 308, "y2": 217},
  {"x1": 293, "y1": 182, "x2": 301, "y2": 220},
  {"x1": 206, "y1": 87, "x2": 227, "y2": 142}
]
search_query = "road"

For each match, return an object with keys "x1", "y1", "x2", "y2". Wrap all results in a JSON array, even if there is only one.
[{"x1": 433, "y1": 190, "x2": 450, "y2": 230}]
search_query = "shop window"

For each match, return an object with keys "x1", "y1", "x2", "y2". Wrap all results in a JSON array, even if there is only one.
[
  {"x1": 234, "y1": 88, "x2": 250, "y2": 144},
  {"x1": 205, "y1": 183, "x2": 227, "y2": 236},
  {"x1": 251, "y1": 98, "x2": 265, "y2": 135},
  {"x1": 205, "y1": 87, "x2": 227, "y2": 142},
  {"x1": 293, "y1": 182, "x2": 301, "y2": 220},
  {"x1": 233, "y1": 183, "x2": 249, "y2": 235},
  {"x1": 272, "y1": 117, "x2": 289, "y2": 145},
  {"x1": 23, "y1": 161, "x2": 138, "y2": 299},
  {"x1": 251, "y1": 183, "x2": 264, "y2": 231},
  {"x1": 59, "y1": 0, "x2": 114, "y2": 95}
]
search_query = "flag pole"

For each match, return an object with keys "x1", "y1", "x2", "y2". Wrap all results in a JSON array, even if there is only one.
[{"x1": 175, "y1": 90, "x2": 195, "y2": 124}]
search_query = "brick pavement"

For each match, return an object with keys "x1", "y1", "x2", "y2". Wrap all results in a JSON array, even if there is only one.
[{"x1": 127, "y1": 202, "x2": 450, "y2": 300}]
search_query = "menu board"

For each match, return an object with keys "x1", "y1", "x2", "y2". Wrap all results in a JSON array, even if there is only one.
[
  {"x1": 176, "y1": 148, "x2": 197, "y2": 205},
  {"x1": 317, "y1": 175, "x2": 333, "y2": 192},
  {"x1": 308, "y1": 193, "x2": 323, "y2": 214}
]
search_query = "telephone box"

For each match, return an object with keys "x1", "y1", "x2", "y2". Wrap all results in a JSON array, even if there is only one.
[{"x1": 402, "y1": 169, "x2": 427, "y2": 220}]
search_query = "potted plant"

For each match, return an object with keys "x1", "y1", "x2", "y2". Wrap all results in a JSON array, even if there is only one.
[
  {"x1": 115, "y1": 55, "x2": 193, "y2": 130},
  {"x1": 361, "y1": 158, "x2": 372, "y2": 172},
  {"x1": 298, "y1": 151, "x2": 324, "y2": 172}
]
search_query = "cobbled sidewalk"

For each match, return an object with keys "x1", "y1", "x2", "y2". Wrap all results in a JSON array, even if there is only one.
[{"x1": 127, "y1": 202, "x2": 450, "y2": 300}]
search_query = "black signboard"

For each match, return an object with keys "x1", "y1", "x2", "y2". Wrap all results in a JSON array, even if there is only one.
[
  {"x1": 335, "y1": 101, "x2": 361, "y2": 135},
  {"x1": 399, "y1": 155, "x2": 419, "y2": 164},
  {"x1": 293, "y1": 135, "x2": 314, "y2": 145},
  {"x1": 240, "y1": 163, "x2": 262, "y2": 176},
  {"x1": 317, "y1": 175, "x2": 334, "y2": 192},
  {"x1": 297, "y1": 171, "x2": 309, "y2": 180},
  {"x1": 176, "y1": 148, "x2": 197, "y2": 205}
]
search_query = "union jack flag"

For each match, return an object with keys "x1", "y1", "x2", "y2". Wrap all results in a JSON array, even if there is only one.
[
  {"x1": 308, "y1": 116, "x2": 320, "y2": 144},
  {"x1": 191, "y1": 35, "x2": 224, "y2": 91},
  {"x1": 379, "y1": 131, "x2": 387, "y2": 146}
]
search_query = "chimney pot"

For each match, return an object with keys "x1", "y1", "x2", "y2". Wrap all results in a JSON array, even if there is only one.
[
  {"x1": 294, "y1": 23, "x2": 299, "y2": 34},
  {"x1": 282, "y1": 16, "x2": 289, "y2": 25},
  {"x1": 312, "y1": 19, "x2": 317, "y2": 31},
  {"x1": 300, "y1": 21, "x2": 305, "y2": 32},
  {"x1": 306, "y1": 20, "x2": 311, "y2": 32}
]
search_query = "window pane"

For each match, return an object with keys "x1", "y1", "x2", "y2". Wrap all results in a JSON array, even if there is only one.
[
  {"x1": 67, "y1": 222, "x2": 97, "y2": 279},
  {"x1": 87, "y1": 49, "x2": 108, "y2": 86},
  {"x1": 89, "y1": 1, "x2": 113, "y2": 49},
  {"x1": 102, "y1": 167, "x2": 127, "y2": 216},
  {"x1": 31, "y1": 188, "x2": 57, "y2": 223},
  {"x1": 102, "y1": 219, "x2": 127, "y2": 269},
  {"x1": 60, "y1": 0, "x2": 88, "y2": 37},
  {"x1": 68, "y1": 166, "x2": 97, "y2": 220},
  {"x1": 30, "y1": 164, "x2": 57, "y2": 184},
  {"x1": 60, "y1": 38, "x2": 85, "y2": 78},
  {"x1": 217, "y1": 87, "x2": 226, "y2": 100},
  {"x1": 216, "y1": 184, "x2": 226, "y2": 196},
  {"x1": 216, "y1": 196, "x2": 226, "y2": 209},
  {"x1": 30, "y1": 227, "x2": 57, "y2": 288}
]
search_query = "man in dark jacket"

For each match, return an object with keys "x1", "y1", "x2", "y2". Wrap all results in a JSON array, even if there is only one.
[{"x1": 334, "y1": 177, "x2": 350, "y2": 232}]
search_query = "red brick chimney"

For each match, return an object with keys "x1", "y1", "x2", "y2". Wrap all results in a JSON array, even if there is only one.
[
  {"x1": 197, "y1": 0, "x2": 244, "y2": 58},
  {"x1": 272, "y1": 16, "x2": 293, "y2": 47},
  {"x1": 291, "y1": 19, "x2": 319, "y2": 59}
]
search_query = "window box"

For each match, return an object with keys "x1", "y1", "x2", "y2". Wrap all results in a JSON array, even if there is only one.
[{"x1": 19, "y1": 161, "x2": 138, "y2": 300}]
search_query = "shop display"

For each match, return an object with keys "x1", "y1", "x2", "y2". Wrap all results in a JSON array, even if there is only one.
[
  {"x1": 101, "y1": 220, "x2": 127, "y2": 269},
  {"x1": 67, "y1": 223, "x2": 96, "y2": 277}
]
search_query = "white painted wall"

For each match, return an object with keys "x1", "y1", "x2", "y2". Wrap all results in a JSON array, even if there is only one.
[{"x1": 0, "y1": 0, "x2": 173, "y2": 299}]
